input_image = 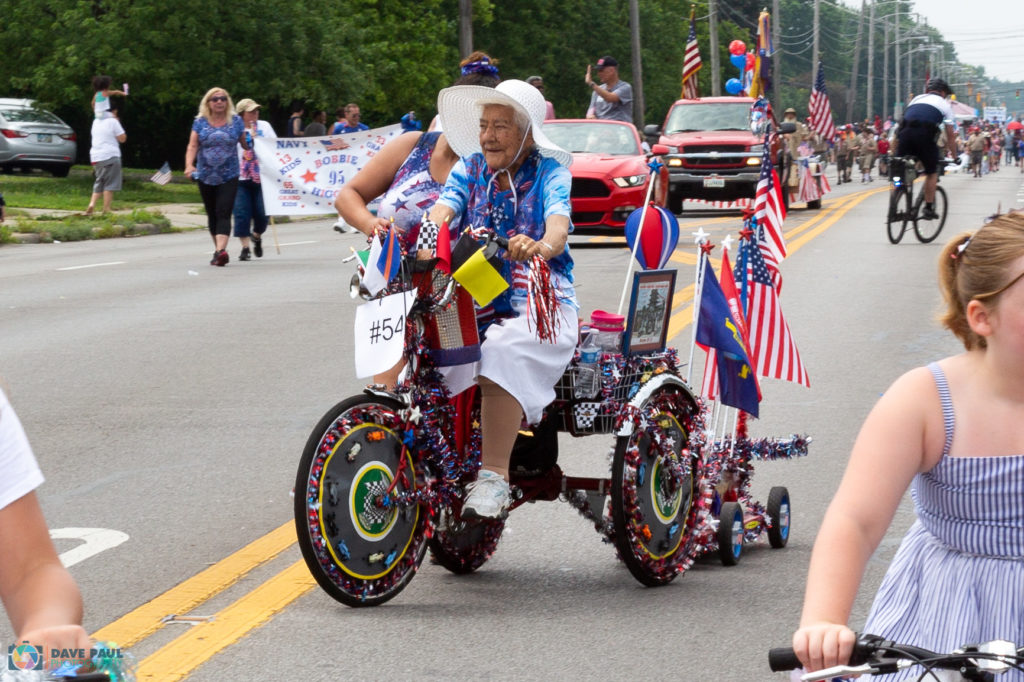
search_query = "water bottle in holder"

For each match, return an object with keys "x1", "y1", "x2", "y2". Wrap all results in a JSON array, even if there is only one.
[{"x1": 575, "y1": 332, "x2": 601, "y2": 399}]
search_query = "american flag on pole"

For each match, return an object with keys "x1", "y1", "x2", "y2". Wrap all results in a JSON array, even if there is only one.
[
  {"x1": 735, "y1": 236, "x2": 809, "y2": 387},
  {"x1": 150, "y1": 162, "x2": 172, "y2": 185},
  {"x1": 751, "y1": 133, "x2": 787, "y2": 289},
  {"x1": 681, "y1": 7, "x2": 702, "y2": 99},
  {"x1": 808, "y1": 61, "x2": 836, "y2": 142}
]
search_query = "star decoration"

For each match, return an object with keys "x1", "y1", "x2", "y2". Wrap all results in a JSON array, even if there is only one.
[
  {"x1": 721, "y1": 234, "x2": 735, "y2": 252},
  {"x1": 738, "y1": 228, "x2": 755, "y2": 241},
  {"x1": 404, "y1": 405, "x2": 422, "y2": 425},
  {"x1": 740, "y1": 207, "x2": 756, "y2": 222},
  {"x1": 647, "y1": 158, "x2": 664, "y2": 174},
  {"x1": 700, "y1": 241, "x2": 715, "y2": 255},
  {"x1": 692, "y1": 227, "x2": 710, "y2": 245},
  {"x1": 301, "y1": 168, "x2": 317, "y2": 183}
]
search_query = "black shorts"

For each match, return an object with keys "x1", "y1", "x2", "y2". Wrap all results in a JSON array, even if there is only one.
[{"x1": 896, "y1": 125, "x2": 940, "y2": 174}]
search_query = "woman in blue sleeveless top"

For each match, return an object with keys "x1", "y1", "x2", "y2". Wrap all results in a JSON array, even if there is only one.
[{"x1": 792, "y1": 211, "x2": 1024, "y2": 678}]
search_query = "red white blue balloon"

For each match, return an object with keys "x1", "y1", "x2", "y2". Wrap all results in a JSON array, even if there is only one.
[{"x1": 625, "y1": 204, "x2": 679, "y2": 270}]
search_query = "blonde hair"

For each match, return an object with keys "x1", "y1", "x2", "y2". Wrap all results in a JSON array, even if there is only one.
[
  {"x1": 939, "y1": 211, "x2": 1024, "y2": 349},
  {"x1": 197, "y1": 87, "x2": 235, "y2": 120}
]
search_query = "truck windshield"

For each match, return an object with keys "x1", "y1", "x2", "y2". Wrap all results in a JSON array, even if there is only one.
[{"x1": 664, "y1": 102, "x2": 751, "y2": 133}]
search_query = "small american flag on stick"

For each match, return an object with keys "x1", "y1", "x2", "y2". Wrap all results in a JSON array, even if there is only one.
[{"x1": 150, "y1": 162, "x2": 172, "y2": 185}]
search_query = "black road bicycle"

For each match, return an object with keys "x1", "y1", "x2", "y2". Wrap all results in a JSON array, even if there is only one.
[{"x1": 886, "y1": 156, "x2": 954, "y2": 244}]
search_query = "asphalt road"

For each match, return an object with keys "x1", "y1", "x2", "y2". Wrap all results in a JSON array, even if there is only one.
[{"x1": 2, "y1": 165, "x2": 1023, "y2": 681}]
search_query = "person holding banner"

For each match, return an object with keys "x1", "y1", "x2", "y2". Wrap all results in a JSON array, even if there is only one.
[
  {"x1": 425, "y1": 79, "x2": 578, "y2": 520},
  {"x1": 184, "y1": 87, "x2": 247, "y2": 266},
  {"x1": 233, "y1": 98, "x2": 275, "y2": 261}
]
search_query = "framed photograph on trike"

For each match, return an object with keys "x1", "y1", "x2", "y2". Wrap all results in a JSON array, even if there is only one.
[{"x1": 623, "y1": 269, "x2": 676, "y2": 355}]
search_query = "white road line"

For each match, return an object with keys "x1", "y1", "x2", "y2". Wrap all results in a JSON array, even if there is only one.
[
  {"x1": 278, "y1": 240, "x2": 318, "y2": 246},
  {"x1": 56, "y1": 261, "x2": 126, "y2": 271}
]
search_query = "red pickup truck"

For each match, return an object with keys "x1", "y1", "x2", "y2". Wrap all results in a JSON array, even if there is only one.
[{"x1": 645, "y1": 96, "x2": 780, "y2": 213}]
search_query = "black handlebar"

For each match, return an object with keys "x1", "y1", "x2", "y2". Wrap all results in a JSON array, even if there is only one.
[{"x1": 767, "y1": 647, "x2": 802, "y2": 672}]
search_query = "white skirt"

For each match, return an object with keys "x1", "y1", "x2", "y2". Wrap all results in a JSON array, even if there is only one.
[{"x1": 440, "y1": 301, "x2": 579, "y2": 424}]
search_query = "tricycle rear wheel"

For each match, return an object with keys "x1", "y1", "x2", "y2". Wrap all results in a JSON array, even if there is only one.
[{"x1": 611, "y1": 387, "x2": 697, "y2": 586}]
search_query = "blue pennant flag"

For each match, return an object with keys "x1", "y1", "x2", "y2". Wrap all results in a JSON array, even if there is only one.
[
  {"x1": 376, "y1": 228, "x2": 402, "y2": 283},
  {"x1": 695, "y1": 258, "x2": 760, "y2": 417}
]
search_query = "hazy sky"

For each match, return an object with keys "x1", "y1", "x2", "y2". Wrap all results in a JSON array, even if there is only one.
[{"x1": 839, "y1": 0, "x2": 1024, "y2": 84}]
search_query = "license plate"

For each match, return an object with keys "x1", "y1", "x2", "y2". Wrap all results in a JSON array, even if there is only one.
[
  {"x1": 703, "y1": 176, "x2": 725, "y2": 188},
  {"x1": 36, "y1": 133, "x2": 52, "y2": 142}
]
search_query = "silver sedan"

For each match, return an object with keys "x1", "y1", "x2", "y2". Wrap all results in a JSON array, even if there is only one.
[{"x1": 0, "y1": 98, "x2": 77, "y2": 177}]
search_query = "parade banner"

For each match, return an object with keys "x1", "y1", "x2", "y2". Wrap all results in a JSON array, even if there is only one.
[{"x1": 254, "y1": 124, "x2": 403, "y2": 215}]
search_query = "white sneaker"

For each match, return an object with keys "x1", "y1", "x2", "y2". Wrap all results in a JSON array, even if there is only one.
[
  {"x1": 462, "y1": 470, "x2": 511, "y2": 520},
  {"x1": 332, "y1": 219, "x2": 353, "y2": 234}
]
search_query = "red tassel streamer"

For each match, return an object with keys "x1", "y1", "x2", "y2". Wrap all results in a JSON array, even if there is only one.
[{"x1": 526, "y1": 255, "x2": 560, "y2": 343}]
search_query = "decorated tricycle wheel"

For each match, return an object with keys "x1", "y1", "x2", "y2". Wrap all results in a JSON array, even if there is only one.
[
  {"x1": 294, "y1": 395, "x2": 429, "y2": 607},
  {"x1": 611, "y1": 387, "x2": 698, "y2": 586},
  {"x1": 717, "y1": 501, "x2": 744, "y2": 566},
  {"x1": 766, "y1": 486, "x2": 791, "y2": 549},
  {"x1": 429, "y1": 511, "x2": 505, "y2": 574}
]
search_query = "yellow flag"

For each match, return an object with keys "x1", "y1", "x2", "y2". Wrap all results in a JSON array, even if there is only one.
[{"x1": 452, "y1": 248, "x2": 509, "y2": 306}]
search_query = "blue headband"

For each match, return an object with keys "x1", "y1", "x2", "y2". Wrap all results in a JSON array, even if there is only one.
[{"x1": 461, "y1": 58, "x2": 499, "y2": 78}]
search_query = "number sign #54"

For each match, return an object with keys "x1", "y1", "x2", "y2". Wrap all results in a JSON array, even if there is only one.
[{"x1": 354, "y1": 291, "x2": 417, "y2": 378}]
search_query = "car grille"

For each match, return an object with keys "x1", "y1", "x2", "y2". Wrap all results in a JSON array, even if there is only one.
[
  {"x1": 571, "y1": 211, "x2": 604, "y2": 225},
  {"x1": 571, "y1": 178, "x2": 610, "y2": 198},
  {"x1": 684, "y1": 144, "x2": 747, "y2": 155}
]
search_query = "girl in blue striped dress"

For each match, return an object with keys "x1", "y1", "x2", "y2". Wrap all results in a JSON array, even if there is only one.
[{"x1": 792, "y1": 211, "x2": 1024, "y2": 678}]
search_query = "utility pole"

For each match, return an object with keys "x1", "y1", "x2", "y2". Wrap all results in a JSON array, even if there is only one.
[
  {"x1": 458, "y1": 0, "x2": 472, "y2": 58},
  {"x1": 773, "y1": 0, "x2": 781, "y2": 112},
  {"x1": 882, "y1": 18, "x2": 890, "y2": 119},
  {"x1": 846, "y1": 0, "x2": 865, "y2": 124},
  {"x1": 811, "y1": 0, "x2": 820, "y2": 79},
  {"x1": 894, "y1": 2, "x2": 901, "y2": 117},
  {"x1": 709, "y1": 0, "x2": 721, "y2": 96},
  {"x1": 629, "y1": 0, "x2": 644, "y2": 126},
  {"x1": 866, "y1": 0, "x2": 875, "y2": 120}
]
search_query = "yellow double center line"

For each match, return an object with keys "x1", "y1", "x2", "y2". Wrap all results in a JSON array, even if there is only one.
[{"x1": 92, "y1": 186, "x2": 887, "y2": 680}]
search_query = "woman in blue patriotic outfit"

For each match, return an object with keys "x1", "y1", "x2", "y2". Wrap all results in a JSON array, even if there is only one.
[
  {"x1": 184, "y1": 87, "x2": 248, "y2": 266},
  {"x1": 426, "y1": 79, "x2": 578, "y2": 520}
]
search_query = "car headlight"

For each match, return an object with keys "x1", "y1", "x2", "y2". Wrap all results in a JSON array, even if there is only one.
[
  {"x1": 667, "y1": 158, "x2": 683, "y2": 167},
  {"x1": 613, "y1": 174, "x2": 647, "y2": 188},
  {"x1": 749, "y1": 144, "x2": 764, "y2": 153}
]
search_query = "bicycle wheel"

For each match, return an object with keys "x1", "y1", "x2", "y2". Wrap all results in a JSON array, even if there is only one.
[
  {"x1": 913, "y1": 185, "x2": 948, "y2": 243},
  {"x1": 886, "y1": 187, "x2": 910, "y2": 244},
  {"x1": 429, "y1": 513, "x2": 505, "y2": 574},
  {"x1": 294, "y1": 395, "x2": 429, "y2": 607},
  {"x1": 611, "y1": 387, "x2": 698, "y2": 586},
  {"x1": 717, "y1": 501, "x2": 744, "y2": 566}
]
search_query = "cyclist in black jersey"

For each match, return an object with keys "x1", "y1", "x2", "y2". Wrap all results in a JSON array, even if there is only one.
[{"x1": 896, "y1": 78, "x2": 958, "y2": 220}]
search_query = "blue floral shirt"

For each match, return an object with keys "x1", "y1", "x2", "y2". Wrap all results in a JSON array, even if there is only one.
[
  {"x1": 436, "y1": 150, "x2": 577, "y2": 319},
  {"x1": 192, "y1": 115, "x2": 245, "y2": 185}
]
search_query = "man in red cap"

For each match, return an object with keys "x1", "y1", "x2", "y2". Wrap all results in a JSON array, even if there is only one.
[{"x1": 584, "y1": 56, "x2": 633, "y2": 123}]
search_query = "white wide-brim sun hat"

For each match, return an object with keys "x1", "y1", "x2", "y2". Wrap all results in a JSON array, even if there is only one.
[{"x1": 438, "y1": 79, "x2": 572, "y2": 168}]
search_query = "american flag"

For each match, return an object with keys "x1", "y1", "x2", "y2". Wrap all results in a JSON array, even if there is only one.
[
  {"x1": 808, "y1": 61, "x2": 836, "y2": 141},
  {"x1": 735, "y1": 237, "x2": 809, "y2": 388},
  {"x1": 150, "y1": 162, "x2": 172, "y2": 185},
  {"x1": 752, "y1": 133, "x2": 787, "y2": 289},
  {"x1": 681, "y1": 8, "x2": 702, "y2": 99},
  {"x1": 320, "y1": 138, "x2": 350, "y2": 151}
]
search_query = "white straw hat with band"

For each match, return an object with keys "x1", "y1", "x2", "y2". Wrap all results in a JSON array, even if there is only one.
[{"x1": 437, "y1": 79, "x2": 572, "y2": 168}]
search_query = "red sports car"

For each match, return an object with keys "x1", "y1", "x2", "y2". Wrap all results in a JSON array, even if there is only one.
[{"x1": 542, "y1": 119, "x2": 666, "y2": 234}]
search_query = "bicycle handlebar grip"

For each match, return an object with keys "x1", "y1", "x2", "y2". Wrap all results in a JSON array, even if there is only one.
[
  {"x1": 768, "y1": 647, "x2": 803, "y2": 672},
  {"x1": 492, "y1": 235, "x2": 509, "y2": 250}
]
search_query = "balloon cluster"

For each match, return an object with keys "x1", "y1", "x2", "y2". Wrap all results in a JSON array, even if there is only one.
[{"x1": 725, "y1": 39, "x2": 757, "y2": 95}]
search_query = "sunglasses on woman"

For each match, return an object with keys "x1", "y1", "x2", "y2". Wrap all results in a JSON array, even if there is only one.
[{"x1": 210, "y1": 96, "x2": 228, "y2": 102}]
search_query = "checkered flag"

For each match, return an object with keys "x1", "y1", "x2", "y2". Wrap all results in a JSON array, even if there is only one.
[{"x1": 415, "y1": 213, "x2": 439, "y2": 252}]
